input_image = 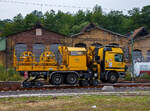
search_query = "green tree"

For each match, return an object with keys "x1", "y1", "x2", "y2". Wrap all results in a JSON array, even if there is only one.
[
  {"x1": 128, "y1": 8, "x2": 142, "y2": 30},
  {"x1": 141, "y1": 5, "x2": 150, "y2": 32}
]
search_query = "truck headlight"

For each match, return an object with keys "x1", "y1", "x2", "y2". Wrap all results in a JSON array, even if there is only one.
[{"x1": 94, "y1": 73, "x2": 98, "y2": 77}]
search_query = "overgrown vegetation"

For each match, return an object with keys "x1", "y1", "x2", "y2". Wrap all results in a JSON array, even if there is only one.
[
  {"x1": 0, "y1": 5, "x2": 150, "y2": 36},
  {"x1": 125, "y1": 71, "x2": 150, "y2": 81},
  {"x1": 0, "y1": 64, "x2": 23, "y2": 81},
  {"x1": 0, "y1": 95, "x2": 150, "y2": 111},
  {"x1": 138, "y1": 73, "x2": 150, "y2": 80},
  {"x1": 124, "y1": 71, "x2": 132, "y2": 81}
]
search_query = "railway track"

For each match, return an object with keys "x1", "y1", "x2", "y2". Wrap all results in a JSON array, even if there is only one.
[{"x1": 1, "y1": 81, "x2": 150, "y2": 92}]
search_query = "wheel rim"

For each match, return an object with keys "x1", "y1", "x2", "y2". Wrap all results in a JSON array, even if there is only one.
[
  {"x1": 110, "y1": 75, "x2": 116, "y2": 82},
  {"x1": 67, "y1": 74, "x2": 78, "y2": 85},
  {"x1": 54, "y1": 75, "x2": 62, "y2": 84},
  {"x1": 70, "y1": 76, "x2": 76, "y2": 83}
]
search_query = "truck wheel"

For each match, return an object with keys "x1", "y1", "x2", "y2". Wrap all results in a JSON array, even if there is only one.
[
  {"x1": 51, "y1": 74, "x2": 63, "y2": 85},
  {"x1": 66, "y1": 74, "x2": 78, "y2": 85},
  {"x1": 79, "y1": 80, "x2": 89, "y2": 87},
  {"x1": 107, "y1": 72, "x2": 118, "y2": 83}
]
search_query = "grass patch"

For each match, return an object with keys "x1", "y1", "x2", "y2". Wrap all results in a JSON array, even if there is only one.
[
  {"x1": 0, "y1": 64, "x2": 23, "y2": 81},
  {"x1": 0, "y1": 95, "x2": 150, "y2": 111},
  {"x1": 138, "y1": 73, "x2": 150, "y2": 80},
  {"x1": 125, "y1": 71, "x2": 150, "y2": 81}
]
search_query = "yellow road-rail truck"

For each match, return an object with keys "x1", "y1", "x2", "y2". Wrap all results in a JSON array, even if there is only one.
[{"x1": 13, "y1": 45, "x2": 127, "y2": 88}]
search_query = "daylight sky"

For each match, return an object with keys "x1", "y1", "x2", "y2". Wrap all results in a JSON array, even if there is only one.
[{"x1": 0, "y1": 0, "x2": 150, "y2": 20}]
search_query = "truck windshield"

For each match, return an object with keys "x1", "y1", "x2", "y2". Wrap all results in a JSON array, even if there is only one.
[
  {"x1": 70, "y1": 51, "x2": 85, "y2": 56},
  {"x1": 115, "y1": 54, "x2": 123, "y2": 62}
]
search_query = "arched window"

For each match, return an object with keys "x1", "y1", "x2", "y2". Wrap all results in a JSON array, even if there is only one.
[
  {"x1": 133, "y1": 49, "x2": 143, "y2": 62},
  {"x1": 91, "y1": 43, "x2": 102, "y2": 48},
  {"x1": 32, "y1": 43, "x2": 45, "y2": 62},
  {"x1": 75, "y1": 43, "x2": 86, "y2": 48},
  {"x1": 50, "y1": 44, "x2": 62, "y2": 65},
  {"x1": 109, "y1": 43, "x2": 119, "y2": 47},
  {"x1": 15, "y1": 43, "x2": 27, "y2": 61},
  {"x1": 147, "y1": 50, "x2": 150, "y2": 62}
]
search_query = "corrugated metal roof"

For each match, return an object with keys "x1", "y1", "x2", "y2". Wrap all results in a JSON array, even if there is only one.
[
  {"x1": 67, "y1": 47, "x2": 86, "y2": 51},
  {"x1": 0, "y1": 37, "x2": 6, "y2": 51}
]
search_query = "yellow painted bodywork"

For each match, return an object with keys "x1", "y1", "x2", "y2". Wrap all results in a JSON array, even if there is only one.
[
  {"x1": 14, "y1": 45, "x2": 126, "y2": 77},
  {"x1": 98, "y1": 47, "x2": 126, "y2": 72},
  {"x1": 14, "y1": 46, "x2": 87, "y2": 72}
]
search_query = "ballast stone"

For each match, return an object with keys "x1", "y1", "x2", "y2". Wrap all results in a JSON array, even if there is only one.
[{"x1": 102, "y1": 86, "x2": 115, "y2": 91}]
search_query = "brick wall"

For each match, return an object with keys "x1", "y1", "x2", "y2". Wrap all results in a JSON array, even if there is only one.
[
  {"x1": 5, "y1": 28, "x2": 66, "y2": 67},
  {"x1": 72, "y1": 28, "x2": 128, "y2": 48}
]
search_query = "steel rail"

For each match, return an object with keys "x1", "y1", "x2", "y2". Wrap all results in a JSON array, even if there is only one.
[{"x1": 1, "y1": 82, "x2": 150, "y2": 92}]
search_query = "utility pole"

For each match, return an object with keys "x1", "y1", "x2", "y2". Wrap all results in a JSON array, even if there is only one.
[{"x1": 131, "y1": 31, "x2": 135, "y2": 81}]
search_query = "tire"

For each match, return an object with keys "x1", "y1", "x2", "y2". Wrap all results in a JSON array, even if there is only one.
[
  {"x1": 50, "y1": 74, "x2": 63, "y2": 85},
  {"x1": 107, "y1": 72, "x2": 118, "y2": 83},
  {"x1": 79, "y1": 80, "x2": 89, "y2": 87},
  {"x1": 66, "y1": 74, "x2": 78, "y2": 85}
]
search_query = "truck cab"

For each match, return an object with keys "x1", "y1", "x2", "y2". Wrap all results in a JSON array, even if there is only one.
[{"x1": 88, "y1": 45, "x2": 127, "y2": 83}]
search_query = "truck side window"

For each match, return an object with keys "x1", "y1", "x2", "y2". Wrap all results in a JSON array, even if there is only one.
[{"x1": 115, "y1": 54, "x2": 123, "y2": 62}]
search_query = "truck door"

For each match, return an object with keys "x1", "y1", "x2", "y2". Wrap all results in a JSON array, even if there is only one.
[
  {"x1": 105, "y1": 52, "x2": 125, "y2": 71},
  {"x1": 68, "y1": 51, "x2": 87, "y2": 70},
  {"x1": 105, "y1": 52, "x2": 114, "y2": 69}
]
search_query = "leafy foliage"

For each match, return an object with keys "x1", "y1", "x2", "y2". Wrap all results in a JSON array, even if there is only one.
[
  {"x1": 0, "y1": 5, "x2": 150, "y2": 36},
  {"x1": 0, "y1": 64, "x2": 22, "y2": 81}
]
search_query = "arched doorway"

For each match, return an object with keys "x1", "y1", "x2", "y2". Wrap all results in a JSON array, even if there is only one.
[
  {"x1": 32, "y1": 43, "x2": 45, "y2": 62},
  {"x1": 147, "y1": 50, "x2": 150, "y2": 62},
  {"x1": 133, "y1": 49, "x2": 143, "y2": 62},
  {"x1": 75, "y1": 43, "x2": 86, "y2": 48},
  {"x1": 109, "y1": 43, "x2": 119, "y2": 47},
  {"x1": 50, "y1": 44, "x2": 62, "y2": 65},
  {"x1": 91, "y1": 43, "x2": 102, "y2": 48},
  {"x1": 15, "y1": 43, "x2": 27, "y2": 61}
]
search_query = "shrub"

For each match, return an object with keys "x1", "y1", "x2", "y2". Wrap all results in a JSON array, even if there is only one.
[
  {"x1": 124, "y1": 72, "x2": 132, "y2": 81},
  {"x1": 0, "y1": 64, "x2": 23, "y2": 81}
]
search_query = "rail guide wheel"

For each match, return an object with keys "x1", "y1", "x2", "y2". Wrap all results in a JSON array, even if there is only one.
[
  {"x1": 22, "y1": 82, "x2": 32, "y2": 88},
  {"x1": 90, "y1": 79, "x2": 99, "y2": 86},
  {"x1": 79, "y1": 80, "x2": 89, "y2": 87},
  {"x1": 22, "y1": 81, "x2": 43, "y2": 88}
]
